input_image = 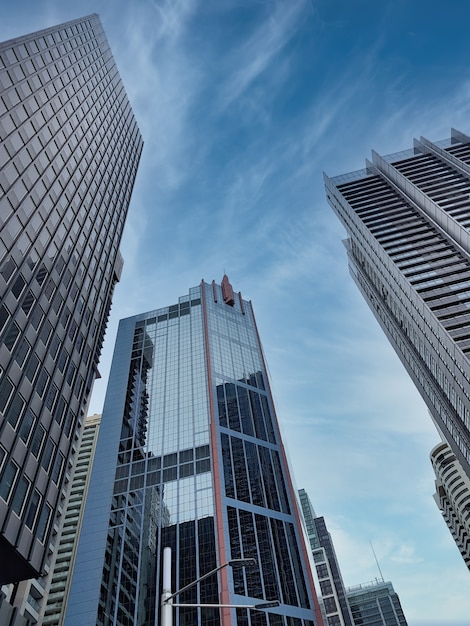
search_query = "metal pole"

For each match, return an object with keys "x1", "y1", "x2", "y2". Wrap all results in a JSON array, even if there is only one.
[{"x1": 161, "y1": 547, "x2": 173, "y2": 626}]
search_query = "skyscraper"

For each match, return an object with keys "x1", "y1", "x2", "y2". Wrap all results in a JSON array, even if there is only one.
[
  {"x1": 65, "y1": 276, "x2": 324, "y2": 626},
  {"x1": 346, "y1": 580, "x2": 407, "y2": 626},
  {"x1": 0, "y1": 14, "x2": 142, "y2": 584},
  {"x1": 324, "y1": 128, "x2": 470, "y2": 510},
  {"x1": 430, "y1": 440, "x2": 470, "y2": 569},
  {"x1": 43, "y1": 413, "x2": 102, "y2": 625},
  {"x1": 298, "y1": 489, "x2": 353, "y2": 626}
]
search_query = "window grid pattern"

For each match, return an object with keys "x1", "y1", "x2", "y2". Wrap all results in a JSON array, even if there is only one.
[
  {"x1": 0, "y1": 13, "x2": 142, "y2": 582},
  {"x1": 325, "y1": 130, "x2": 470, "y2": 572},
  {"x1": 97, "y1": 296, "x2": 218, "y2": 626},
  {"x1": 205, "y1": 281, "x2": 315, "y2": 622}
]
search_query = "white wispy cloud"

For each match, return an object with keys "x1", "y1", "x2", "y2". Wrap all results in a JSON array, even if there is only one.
[{"x1": 217, "y1": 0, "x2": 310, "y2": 109}]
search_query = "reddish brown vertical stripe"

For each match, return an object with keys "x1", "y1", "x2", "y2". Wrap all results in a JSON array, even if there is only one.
[
  {"x1": 249, "y1": 300, "x2": 326, "y2": 626},
  {"x1": 201, "y1": 280, "x2": 233, "y2": 626}
]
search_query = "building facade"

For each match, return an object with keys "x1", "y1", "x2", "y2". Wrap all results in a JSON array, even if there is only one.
[
  {"x1": 65, "y1": 276, "x2": 324, "y2": 626},
  {"x1": 430, "y1": 440, "x2": 470, "y2": 569},
  {"x1": 0, "y1": 14, "x2": 142, "y2": 584},
  {"x1": 298, "y1": 489, "x2": 353, "y2": 626},
  {"x1": 43, "y1": 413, "x2": 102, "y2": 625},
  {"x1": 325, "y1": 128, "x2": 470, "y2": 502},
  {"x1": 346, "y1": 580, "x2": 407, "y2": 626},
  {"x1": 0, "y1": 414, "x2": 101, "y2": 626}
]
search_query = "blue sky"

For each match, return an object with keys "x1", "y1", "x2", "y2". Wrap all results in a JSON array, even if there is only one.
[{"x1": 2, "y1": 0, "x2": 470, "y2": 623}]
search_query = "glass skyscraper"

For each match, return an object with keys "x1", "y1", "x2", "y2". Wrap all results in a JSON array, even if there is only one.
[
  {"x1": 325, "y1": 129, "x2": 470, "y2": 560},
  {"x1": 0, "y1": 14, "x2": 142, "y2": 585},
  {"x1": 65, "y1": 276, "x2": 323, "y2": 626}
]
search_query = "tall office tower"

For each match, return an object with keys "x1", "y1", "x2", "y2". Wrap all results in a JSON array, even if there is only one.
[
  {"x1": 325, "y1": 128, "x2": 470, "y2": 498},
  {"x1": 0, "y1": 14, "x2": 143, "y2": 585},
  {"x1": 43, "y1": 413, "x2": 101, "y2": 625},
  {"x1": 430, "y1": 440, "x2": 470, "y2": 569},
  {"x1": 65, "y1": 276, "x2": 324, "y2": 626},
  {"x1": 298, "y1": 489, "x2": 353, "y2": 626},
  {"x1": 0, "y1": 414, "x2": 102, "y2": 626},
  {"x1": 346, "y1": 580, "x2": 407, "y2": 626}
]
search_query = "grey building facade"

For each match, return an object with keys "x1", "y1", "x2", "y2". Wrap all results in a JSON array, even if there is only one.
[
  {"x1": 298, "y1": 489, "x2": 353, "y2": 626},
  {"x1": 430, "y1": 440, "x2": 470, "y2": 569},
  {"x1": 346, "y1": 581, "x2": 407, "y2": 626},
  {"x1": 65, "y1": 276, "x2": 324, "y2": 626},
  {"x1": 325, "y1": 129, "x2": 470, "y2": 513},
  {"x1": 0, "y1": 14, "x2": 142, "y2": 584}
]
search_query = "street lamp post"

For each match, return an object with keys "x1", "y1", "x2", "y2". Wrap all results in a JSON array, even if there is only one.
[{"x1": 160, "y1": 547, "x2": 279, "y2": 626}]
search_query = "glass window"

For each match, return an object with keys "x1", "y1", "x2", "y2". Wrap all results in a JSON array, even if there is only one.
[
  {"x1": 25, "y1": 490, "x2": 41, "y2": 529},
  {"x1": 6, "y1": 394, "x2": 25, "y2": 428},
  {"x1": 14, "y1": 337, "x2": 31, "y2": 367},
  {"x1": 11, "y1": 476, "x2": 31, "y2": 516},
  {"x1": 19, "y1": 409, "x2": 36, "y2": 444},
  {"x1": 0, "y1": 378, "x2": 14, "y2": 412},
  {"x1": 11, "y1": 274, "x2": 26, "y2": 298},
  {"x1": 41, "y1": 439, "x2": 55, "y2": 472},
  {"x1": 4, "y1": 322, "x2": 20, "y2": 351},
  {"x1": 21, "y1": 290, "x2": 35, "y2": 315},
  {"x1": 25, "y1": 353, "x2": 40, "y2": 382},
  {"x1": 0, "y1": 304, "x2": 9, "y2": 333},
  {"x1": 30, "y1": 423, "x2": 46, "y2": 457},
  {"x1": 0, "y1": 460, "x2": 18, "y2": 503}
]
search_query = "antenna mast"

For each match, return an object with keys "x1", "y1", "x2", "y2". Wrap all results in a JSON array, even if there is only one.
[{"x1": 370, "y1": 541, "x2": 384, "y2": 582}]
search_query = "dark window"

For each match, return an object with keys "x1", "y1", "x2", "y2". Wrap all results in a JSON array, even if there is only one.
[
  {"x1": 25, "y1": 353, "x2": 40, "y2": 382},
  {"x1": 0, "y1": 378, "x2": 14, "y2": 412},
  {"x1": 36, "y1": 264, "x2": 47, "y2": 285},
  {"x1": 21, "y1": 290, "x2": 35, "y2": 315},
  {"x1": 0, "y1": 304, "x2": 9, "y2": 332},
  {"x1": 57, "y1": 349, "x2": 68, "y2": 373},
  {"x1": 41, "y1": 439, "x2": 55, "y2": 472},
  {"x1": 0, "y1": 460, "x2": 18, "y2": 503},
  {"x1": 25, "y1": 490, "x2": 41, "y2": 529},
  {"x1": 35, "y1": 369, "x2": 49, "y2": 397},
  {"x1": 14, "y1": 338, "x2": 31, "y2": 366},
  {"x1": 19, "y1": 409, "x2": 36, "y2": 444},
  {"x1": 36, "y1": 503, "x2": 52, "y2": 542},
  {"x1": 54, "y1": 396, "x2": 66, "y2": 425},
  {"x1": 11, "y1": 274, "x2": 26, "y2": 298},
  {"x1": 31, "y1": 424, "x2": 46, "y2": 457},
  {"x1": 30, "y1": 306, "x2": 44, "y2": 330},
  {"x1": 49, "y1": 334, "x2": 60, "y2": 358},
  {"x1": 45, "y1": 383, "x2": 58, "y2": 412},
  {"x1": 65, "y1": 361, "x2": 76, "y2": 386},
  {"x1": 51, "y1": 452, "x2": 65, "y2": 485},
  {"x1": 40, "y1": 319, "x2": 53, "y2": 345},
  {"x1": 4, "y1": 323, "x2": 20, "y2": 351},
  {"x1": 179, "y1": 449, "x2": 193, "y2": 463},
  {"x1": 196, "y1": 458, "x2": 211, "y2": 473},
  {"x1": 6, "y1": 394, "x2": 25, "y2": 428},
  {"x1": 55, "y1": 255, "x2": 65, "y2": 275},
  {"x1": 60, "y1": 307, "x2": 71, "y2": 329},
  {"x1": 11, "y1": 476, "x2": 30, "y2": 516},
  {"x1": 196, "y1": 445, "x2": 210, "y2": 459},
  {"x1": 64, "y1": 409, "x2": 75, "y2": 437},
  {"x1": 1, "y1": 257, "x2": 16, "y2": 282},
  {"x1": 44, "y1": 278, "x2": 55, "y2": 299},
  {"x1": 323, "y1": 597, "x2": 337, "y2": 613}
]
